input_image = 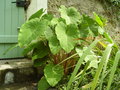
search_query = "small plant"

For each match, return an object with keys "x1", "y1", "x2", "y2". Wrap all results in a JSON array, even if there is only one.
[
  {"x1": 110, "y1": 0, "x2": 120, "y2": 6},
  {"x1": 17, "y1": 5, "x2": 120, "y2": 90}
]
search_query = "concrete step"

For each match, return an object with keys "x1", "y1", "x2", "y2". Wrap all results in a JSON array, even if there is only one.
[
  {"x1": 0, "y1": 59, "x2": 42, "y2": 86},
  {"x1": 0, "y1": 82, "x2": 37, "y2": 90}
]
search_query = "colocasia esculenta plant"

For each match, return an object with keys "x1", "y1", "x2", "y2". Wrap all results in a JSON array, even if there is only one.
[{"x1": 18, "y1": 5, "x2": 119, "y2": 90}]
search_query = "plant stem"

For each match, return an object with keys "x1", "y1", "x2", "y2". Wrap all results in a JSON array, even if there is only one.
[{"x1": 57, "y1": 53, "x2": 78, "y2": 65}]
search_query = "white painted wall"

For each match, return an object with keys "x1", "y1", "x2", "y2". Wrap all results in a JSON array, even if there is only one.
[{"x1": 26, "y1": 0, "x2": 47, "y2": 19}]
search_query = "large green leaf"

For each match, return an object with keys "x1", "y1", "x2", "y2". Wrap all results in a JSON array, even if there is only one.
[
  {"x1": 59, "y1": 5, "x2": 81, "y2": 25},
  {"x1": 76, "y1": 47, "x2": 99, "y2": 69},
  {"x1": 55, "y1": 22, "x2": 79, "y2": 53},
  {"x1": 32, "y1": 41, "x2": 49, "y2": 60},
  {"x1": 33, "y1": 57, "x2": 48, "y2": 67},
  {"x1": 44, "y1": 64, "x2": 64, "y2": 87},
  {"x1": 50, "y1": 17, "x2": 66, "y2": 27},
  {"x1": 42, "y1": 14, "x2": 53, "y2": 21},
  {"x1": 45, "y1": 27, "x2": 61, "y2": 54},
  {"x1": 23, "y1": 40, "x2": 41, "y2": 55},
  {"x1": 51, "y1": 18, "x2": 59, "y2": 26},
  {"x1": 38, "y1": 76, "x2": 50, "y2": 90},
  {"x1": 18, "y1": 18, "x2": 48, "y2": 47},
  {"x1": 85, "y1": 55, "x2": 99, "y2": 68},
  {"x1": 79, "y1": 15, "x2": 99, "y2": 37},
  {"x1": 29, "y1": 9, "x2": 44, "y2": 20}
]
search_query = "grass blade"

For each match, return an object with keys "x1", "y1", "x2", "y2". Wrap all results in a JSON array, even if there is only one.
[
  {"x1": 67, "y1": 40, "x2": 99, "y2": 90},
  {"x1": 99, "y1": 44, "x2": 113, "y2": 90},
  {"x1": 104, "y1": 32, "x2": 113, "y2": 43},
  {"x1": 106, "y1": 50, "x2": 120, "y2": 90},
  {"x1": 91, "y1": 44, "x2": 113, "y2": 90},
  {"x1": 104, "y1": 32, "x2": 118, "y2": 49},
  {"x1": 77, "y1": 61, "x2": 90, "y2": 87}
]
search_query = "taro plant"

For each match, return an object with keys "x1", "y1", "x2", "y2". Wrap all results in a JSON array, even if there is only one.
[
  {"x1": 17, "y1": 5, "x2": 120, "y2": 90},
  {"x1": 66, "y1": 44, "x2": 120, "y2": 90}
]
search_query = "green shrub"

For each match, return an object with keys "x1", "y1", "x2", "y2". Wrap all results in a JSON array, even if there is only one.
[{"x1": 17, "y1": 5, "x2": 120, "y2": 90}]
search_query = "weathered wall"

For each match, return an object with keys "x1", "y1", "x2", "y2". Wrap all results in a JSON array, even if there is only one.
[
  {"x1": 48, "y1": 0, "x2": 120, "y2": 45},
  {"x1": 26, "y1": 0, "x2": 47, "y2": 19}
]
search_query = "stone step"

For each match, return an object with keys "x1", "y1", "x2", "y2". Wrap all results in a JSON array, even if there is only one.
[
  {"x1": 0, "y1": 82, "x2": 37, "y2": 90},
  {"x1": 0, "y1": 59, "x2": 42, "y2": 86}
]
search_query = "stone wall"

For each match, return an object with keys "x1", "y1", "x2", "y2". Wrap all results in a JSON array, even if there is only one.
[{"x1": 48, "y1": 0, "x2": 120, "y2": 45}]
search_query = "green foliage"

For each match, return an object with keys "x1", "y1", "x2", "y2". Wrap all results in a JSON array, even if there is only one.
[
  {"x1": 59, "y1": 5, "x2": 81, "y2": 25},
  {"x1": 45, "y1": 27, "x2": 61, "y2": 54},
  {"x1": 101, "y1": 0, "x2": 120, "y2": 7},
  {"x1": 79, "y1": 15, "x2": 99, "y2": 37},
  {"x1": 23, "y1": 40, "x2": 40, "y2": 55},
  {"x1": 55, "y1": 22, "x2": 79, "y2": 53},
  {"x1": 67, "y1": 40, "x2": 98, "y2": 90},
  {"x1": 76, "y1": 47, "x2": 99, "y2": 69},
  {"x1": 17, "y1": 5, "x2": 119, "y2": 90},
  {"x1": 32, "y1": 41, "x2": 49, "y2": 60},
  {"x1": 106, "y1": 50, "x2": 120, "y2": 90},
  {"x1": 44, "y1": 64, "x2": 64, "y2": 87},
  {"x1": 18, "y1": 18, "x2": 48, "y2": 47},
  {"x1": 76, "y1": 61, "x2": 90, "y2": 87},
  {"x1": 91, "y1": 44, "x2": 113, "y2": 90},
  {"x1": 93, "y1": 12, "x2": 105, "y2": 27},
  {"x1": 29, "y1": 9, "x2": 44, "y2": 20},
  {"x1": 33, "y1": 58, "x2": 47, "y2": 67},
  {"x1": 38, "y1": 76, "x2": 50, "y2": 90},
  {"x1": 110, "y1": 0, "x2": 120, "y2": 6}
]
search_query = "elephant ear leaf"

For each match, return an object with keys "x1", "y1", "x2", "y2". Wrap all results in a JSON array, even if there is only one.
[
  {"x1": 59, "y1": 5, "x2": 81, "y2": 25},
  {"x1": 55, "y1": 22, "x2": 79, "y2": 53},
  {"x1": 38, "y1": 76, "x2": 50, "y2": 90},
  {"x1": 45, "y1": 27, "x2": 61, "y2": 55},
  {"x1": 44, "y1": 64, "x2": 64, "y2": 87},
  {"x1": 79, "y1": 15, "x2": 99, "y2": 37},
  {"x1": 29, "y1": 8, "x2": 45, "y2": 20},
  {"x1": 32, "y1": 41, "x2": 49, "y2": 60},
  {"x1": 18, "y1": 18, "x2": 48, "y2": 47}
]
